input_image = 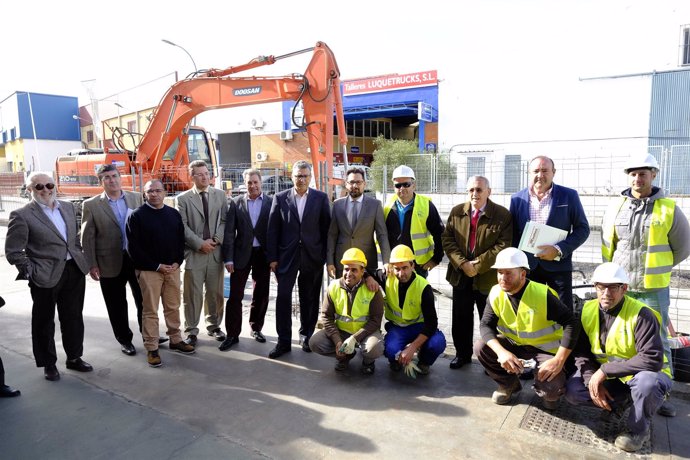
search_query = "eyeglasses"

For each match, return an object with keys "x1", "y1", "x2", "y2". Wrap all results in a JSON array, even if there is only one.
[
  {"x1": 394, "y1": 181, "x2": 413, "y2": 189},
  {"x1": 294, "y1": 174, "x2": 310, "y2": 180},
  {"x1": 33, "y1": 183, "x2": 55, "y2": 191},
  {"x1": 595, "y1": 283, "x2": 624, "y2": 293},
  {"x1": 347, "y1": 180, "x2": 363, "y2": 185},
  {"x1": 145, "y1": 189, "x2": 165, "y2": 195}
]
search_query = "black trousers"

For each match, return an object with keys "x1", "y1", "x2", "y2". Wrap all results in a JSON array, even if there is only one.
[
  {"x1": 99, "y1": 252, "x2": 144, "y2": 343},
  {"x1": 30, "y1": 260, "x2": 86, "y2": 367},
  {"x1": 275, "y1": 262, "x2": 323, "y2": 346},
  {"x1": 528, "y1": 265, "x2": 573, "y2": 310},
  {"x1": 225, "y1": 247, "x2": 271, "y2": 337},
  {"x1": 0, "y1": 355, "x2": 5, "y2": 386},
  {"x1": 452, "y1": 282, "x2": 488, "y2": 360}
]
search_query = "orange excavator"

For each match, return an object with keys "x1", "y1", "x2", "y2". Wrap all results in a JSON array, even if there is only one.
[{"x1": 56, "y1": 41, "x2": 348, "y2": 197}]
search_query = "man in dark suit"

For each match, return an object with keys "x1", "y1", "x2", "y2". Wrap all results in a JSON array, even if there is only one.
[
  {"x1": 442, "y1": 176, "x2": 512, "y2": 369},
  {"x1": 5, "y1": 172, "x2": 93, "y2": 381},
  {"x1": 509, "y1": 156, "x2": 590, "y2": 310},
  {"x1": 327, "y1": 167, "x2": 390, "y2": 279},
  {"x1": 81, "y1": 164, "x2": 144, "y2": 356},
  {"x1": 266, "y1": 160, "x2": 331, "y2": 359},
  {"x1": 220, "y1": 169, "x2": 272, "y2": 351}
]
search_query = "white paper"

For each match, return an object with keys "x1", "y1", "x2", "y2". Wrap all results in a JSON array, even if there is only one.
[{"x1": 517, "y1": 221, "x2": 568, "y2": 260}]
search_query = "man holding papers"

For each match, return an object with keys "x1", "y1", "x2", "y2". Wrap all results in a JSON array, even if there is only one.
[{"x1": 509, "y1": 156, "x2": 590, "y2": 310}]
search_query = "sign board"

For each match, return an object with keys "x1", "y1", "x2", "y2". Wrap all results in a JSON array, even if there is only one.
[
  {"x1": 350, "y1": 146, "x2": 360, "y2": 154},
  {"x1": 418, "y1": 102, "x2": 433, "y2": 122},
  {"x1": 343, "y1": 70, "x2": 438, "y2": 95},
  {"x1": 425, "y1": 143, "x2": 437, "y2": 153}
]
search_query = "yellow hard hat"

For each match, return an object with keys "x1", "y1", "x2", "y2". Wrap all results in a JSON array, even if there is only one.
[
  {"x1": 341, "y1": 248, "x2": 367, "y2": 267},
  {"x1": 389, "y1": 244, "x2": 415, "y2": 263}
]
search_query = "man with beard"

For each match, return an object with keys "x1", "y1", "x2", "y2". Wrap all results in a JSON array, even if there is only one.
[
  {"x1": 327, "y1": 167, "x2": 390, "y2": 279},
  {"x1": 474, "y1": 248, "x2": 579, "y2": 408},
  {"x1": 5, "y1": 172, "x2": 92, "y2": 381}
]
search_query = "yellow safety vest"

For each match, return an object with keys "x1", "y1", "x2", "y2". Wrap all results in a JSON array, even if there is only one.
[
  {"x1": 602, "y1": 196, "x2": 675, "y2": 289},
  {"x1": 488, "y1": 281, "x2": 563, "y2": 354},
  {"x1": 328, "y1": 280, "x2": 375, "y2": 334},
  {"x1": 581, "y1": 297, "x2": 672, "y2": 382},
  {"x1": 384, "y1": 194, "x2": 435, "y2": 265},
  {"x1": 384, "y1": 274, "x2": 429, "y2": 326}
]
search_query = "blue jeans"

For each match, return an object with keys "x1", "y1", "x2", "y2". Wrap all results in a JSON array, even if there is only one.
[
  {"x1": 384, "y1": 322, "x2": 446, "y2": 366},
  {"x1": 628, "y1": 288, "x2": 673, "y2": 376},
  {"x1": 565, "y1": 370, "x2": 672, "y2": 435}
]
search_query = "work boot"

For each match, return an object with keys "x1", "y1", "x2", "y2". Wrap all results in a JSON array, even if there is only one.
[
  {"x1": 491, "y1": 380, "x2": 522, "y2": 405},
  {"x1": 657, "y1": 400, "x2": 676, "y2": 417},
  {"x1": 147, "y1": 350, "x2": 162, "y2": 368},
  {"x1": 614, "y1": 429, "x2": 649, "y2": 452},
  {"x1": 542, "y1": 397, "x2": 559, "y2": 410}
]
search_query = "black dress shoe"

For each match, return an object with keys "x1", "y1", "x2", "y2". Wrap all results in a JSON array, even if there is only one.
[
  {"x1": 66, "y1": 358, "x2": 93, "y2": 372},
  {"x1": 44, "y1": 364, "x2": 60, "y2": 381},
  {"x1": 120, "y1": 342, "x2": 136, "y2": 356},
  {"x1": 158, "y1": 337, "x2": 169, "y2": 344},
  {"x1": 0, "y1": 384, "x2": 21, "y2": 397},
  {"x1": 268, "y1": 344, "x2": 292, "y2": 359},
  {"x1": 449, "y1": 356, "x2": 472, "y2": 369},
  {"x1": 301, "y1": 339, "x2": 312, "y2": 353},
  {"x1": 218, "y1": 336, "x2": 239, "y2": 351},
  {"x1": 208, "y1": 328, "x2": 226, "y2": 341},
  {"x1": 252, "y1": 331, "x2": 267, "y2": 343}
]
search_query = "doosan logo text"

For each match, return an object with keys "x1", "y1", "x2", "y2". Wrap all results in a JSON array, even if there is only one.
[{"x1": 234, "y1": 87, "x2": 262, "y2": 96}]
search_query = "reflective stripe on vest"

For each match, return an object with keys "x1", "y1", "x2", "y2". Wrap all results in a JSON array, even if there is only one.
[
  {"x1": 602, "y1": 196, "x2": 675, "y2": 288},
  {"x1": 581, "y1": 297, "x2": 672, "y2": 382},
  {"x1": 488, "y1": 281, "x2": 563, "y2": 354},
  {"x1": 328, "y1": 280, "x2": 375, "y2": 335},
  {"x1": 384, "y1": 194, "x2": 435, "y2": 265},
  {"x1": 384, "y1": 274, "x2": 429, "y2": 326}
]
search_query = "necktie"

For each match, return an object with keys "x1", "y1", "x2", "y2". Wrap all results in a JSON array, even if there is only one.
[
  {"x1": 201, "y1": 191, "x2": 211, "y2": 240},
  {"x1": 469, "y1": 209, "x2": 480, "y2": 253},
  {"x1": 349, "y1": 200, "x2": 359, "y2": 228}
]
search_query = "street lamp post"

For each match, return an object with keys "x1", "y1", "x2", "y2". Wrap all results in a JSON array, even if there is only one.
[{"x1": 161, "y1": 39, "x2": 198, "y2": 75}]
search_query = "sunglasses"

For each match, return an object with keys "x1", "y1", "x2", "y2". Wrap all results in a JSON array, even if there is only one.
[
  {"x1": 394, "y1": 181, "x2": 413, "y2": 189},
  {"x1": 34, "y1": 183, "x2": 55, "y2": 191}
]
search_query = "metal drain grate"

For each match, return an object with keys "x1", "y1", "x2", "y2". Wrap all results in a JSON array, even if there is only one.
[{"x1": 519, "y1": 397, "x2": 651, "y2": 457}]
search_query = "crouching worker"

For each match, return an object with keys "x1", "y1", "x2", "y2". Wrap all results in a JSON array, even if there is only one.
[
  {"x1": 474, "y1": 248, "x2": 579, "y2": 408},
  {"x1": 309, "y1": 248, "x2": 384, "y2": 374},
  {"x1": 565, "y1": 262, "x2": 672, "y2": 453}
]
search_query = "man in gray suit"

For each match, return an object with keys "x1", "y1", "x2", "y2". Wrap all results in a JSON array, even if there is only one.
[
  {"x1": 5, "y1": 172, "x2": 93, "y2": 381},
  {"x1": 327, "y1": 167, "x2": 390, "y2": 278},
  {"x1": 176, "y1": 160, "x2": 228, "y2": 345},
  {"x1": 81, "y1": 164, "x2": 144, "y2": 357},
  {"x1": 220, "y1": 169, "x2": 272, "y2": 351}
]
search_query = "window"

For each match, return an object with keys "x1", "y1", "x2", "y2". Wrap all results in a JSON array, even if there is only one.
[
  {"x1": 127, "y1": 120, "x2": 136, "y2": 132},
  {"x1": 10, "y1": 128, "x2": 16, "y2": 141},
  {"x1": 680, "y1": 25, "x2": 690, "y2": 66},
  {"x1": 504, "y1": 155, "x2": 522, "y2": 193},
  {"x1": 87, "y1": 130, "x2": 94, "y2": 143},
  {"x1": 467, "y1": 156, "x2": 486, "y2": 179}
]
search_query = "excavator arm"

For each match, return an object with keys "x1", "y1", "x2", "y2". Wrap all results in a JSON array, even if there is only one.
[{"x1": 136, "y1": 41, "x2": 347, "y2": 191}]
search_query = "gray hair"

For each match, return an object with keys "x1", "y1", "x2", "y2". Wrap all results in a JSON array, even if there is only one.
[
  {"x1": 292, "y1": 160, "x2": 312, "y2": 174},
  {"x1": 26, "y1": 171, "x2": 54, "y2": 188},
  {"x1": 466, "y1": 175, "x2": 490, "y2": 189},
  {"x1": 188, "y1": 160, "x2": 208, "y2": 174},
  {"x1": 242, "y1": 168, "x2": 262, "y2": 182}
]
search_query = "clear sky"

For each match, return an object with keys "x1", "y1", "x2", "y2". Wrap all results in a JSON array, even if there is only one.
[{"x1": 2, "y1": 0, "x2": 689, "y2": 146}]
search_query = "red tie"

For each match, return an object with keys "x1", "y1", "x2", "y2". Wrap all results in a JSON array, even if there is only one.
[{"x1": 469, "y1": 209, "x2": 480, "y2": 253}]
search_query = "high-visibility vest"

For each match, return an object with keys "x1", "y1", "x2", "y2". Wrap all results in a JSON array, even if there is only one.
[
  {"x1": 581, "y1": 297, "x2": 672, "y2": 382},
  {"x1": 329, "y1": 280, "x2": 375, "y2": 334},
  {"x1": 384, "y1": 274, "x2": 429, "y2": 326},
  {"x1": 488, "y1": 281, "x2": 563, "y2": 354},
  {"x1": 602, "y1": 196, "x2": 675, "y2": 289},
  {"x1": 384, "y1": 194, "x2": 435, "y2": 265}
]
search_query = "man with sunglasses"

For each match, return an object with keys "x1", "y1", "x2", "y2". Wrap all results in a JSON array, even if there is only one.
[
  {"x1": 6, "y1": 172, "x2": 92, "y2": 381},
  {"x1": 565, "y1": 263, "x2": 672, "y2": 453},
  {"x1": 383, "y1": 165, "x2": 444, "y2": 278},
  {"x1": 266, "y1": 160, "x2": 331, "y2": 359}
]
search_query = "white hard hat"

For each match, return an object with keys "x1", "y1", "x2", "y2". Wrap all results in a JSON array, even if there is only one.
[
  {"x1": 591, "y1": 262, "x2": 629, "y2": 284},
  {"x1": 392, "y1": 165, "x2": 416, "y2": 180},
  {"x1": 491, "y1": 247, "x2": 530, "y2": 270},
  {"x1": 624, "y1": 153, "x2": 659, "y2": 174}
]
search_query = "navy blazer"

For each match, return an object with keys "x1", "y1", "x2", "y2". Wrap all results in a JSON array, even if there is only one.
[
  {"x1": 509, "y1": 183, "x2": 590, "y2": 272},
  {"x1": 222, "y1": 192, "x2": 272, "y2": 270},
  {"x1": 266, "y1": 187, "x2": 331, "y2": 274}
]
